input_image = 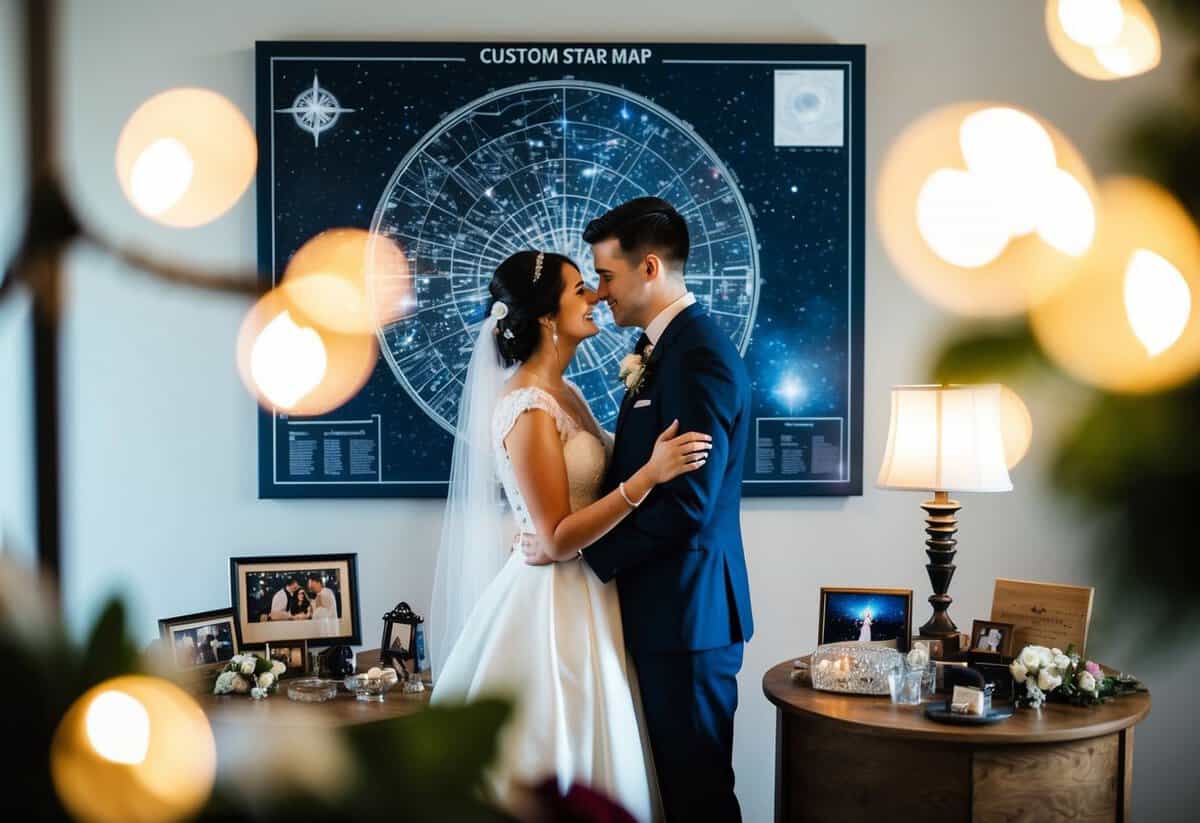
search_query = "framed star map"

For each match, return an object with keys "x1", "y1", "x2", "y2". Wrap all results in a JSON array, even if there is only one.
[{"x1": 255, "y1": 42, "x2": 865, "y2": 498}]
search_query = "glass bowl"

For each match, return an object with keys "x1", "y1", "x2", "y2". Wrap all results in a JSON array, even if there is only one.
[
  {"x1": 343, "y1": 667, "x2": 400, "y2": 702},
  {"x1": 285, "y1": 678, "x2": 340, "y2": 703},
  {"x1": 811, "y1": 642, "x2": 904, "y2": 695}
]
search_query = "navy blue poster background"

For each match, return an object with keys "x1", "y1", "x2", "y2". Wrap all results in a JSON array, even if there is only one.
[{"x1": 255, "y1": 42, "x2": 864, "y2": 498}]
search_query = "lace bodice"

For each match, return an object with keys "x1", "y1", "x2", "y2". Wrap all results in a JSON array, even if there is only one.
[{"x1": 492, "y1": 385, "x2": 612, "y2": 534}]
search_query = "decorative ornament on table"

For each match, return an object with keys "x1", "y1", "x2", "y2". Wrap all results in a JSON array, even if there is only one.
[
  {"x1": 380, "y1": 601, "x2": 428, "y2": 693},
  {"x1": 213, "y1": 654, "x2": 286, "y2": 699},
  {"x1": 1008, "y1": 644, "x2": 1146, "y2": 708},
  {"x1": 810, "y1": 642, "x2": 904, "y2": 695},
  {"x1": 617, "y1": 344, "x2": 654, "y2": 395}
]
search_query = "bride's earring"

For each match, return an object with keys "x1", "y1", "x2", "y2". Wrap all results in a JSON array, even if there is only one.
[{"x1": 551, "y1": 321, "x2": 559, "y2": 347}]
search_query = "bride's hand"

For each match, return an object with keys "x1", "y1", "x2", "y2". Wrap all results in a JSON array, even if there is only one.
[{"x1": 647, "y1": 420, "x2": 712, "y2": 484}]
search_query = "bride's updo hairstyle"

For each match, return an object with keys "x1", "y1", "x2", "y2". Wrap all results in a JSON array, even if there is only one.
[{"x1": 488, "y1": 250, "x2": 578, "y2": 365}]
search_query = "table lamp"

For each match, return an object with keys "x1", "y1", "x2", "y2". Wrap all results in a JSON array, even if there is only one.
[{"x1": 877, "y1": 385, "x2": 1012, "y2": 657}]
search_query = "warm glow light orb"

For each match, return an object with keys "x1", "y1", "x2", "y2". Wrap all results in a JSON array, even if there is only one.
[
  {"x1": 51, "y1": 677, "x2": 216, "y2": 823},
  {"x1": 1031, "y1": 177, "x2": 1200, "y2": 393},
  {"x1": 282, "y1": 228, "x2": 410, "y2": 335},
  {"x1": 877, "y1": 102, "x2": 1098, "y2": 316},
  {"x1": 997, "y1": 386, "x2": 1034, "y2": 469},
  {"x1": 116, "y1": 88, "x2": 256, "y2": 227},
  {"x1": 236, "y1": 286, "x2": 378, "y2": 416},
  {"x1": 1046, "y1": 0, "x2": 1161, "y2": 80}
]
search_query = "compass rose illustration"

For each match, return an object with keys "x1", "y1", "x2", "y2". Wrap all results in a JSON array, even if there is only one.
[{"x1": 275, "y1": 72, "x2": 355, "y2": 147}]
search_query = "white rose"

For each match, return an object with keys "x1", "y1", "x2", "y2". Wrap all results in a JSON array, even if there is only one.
[
  {"x1": 1020, "y1": 647, "x2": 1042, "y2": 671},
  {"x1": 214, "y1": 671, "x2": 238, "y2": 695},
  {"x1": 1009, "y1": 658, "x2": 1028, "y2": 684},
  {"x1": 250, "y1": 687, "x2": 267, "y2": 700},
  {"x1": 271, "y1": 661, "x2": 286, "y2": 676},
  {"x1": 230, "y1": 654, "x2": 244, "y2": 665},
  {"x1": 1037, "y1": 667, "x2": 1062, "y2": 691},
  {"x1": 1077, "y1": 670, "x2": 1097, "y2": 693},
  {"x1": 232, "y1": 675, "x2": 250, "y2": 694},
  {"x1": 240, "y1": 660, "x2": 256, "y2": 676},
  {"x1": 1051, "y1": 648, "x2": 1063, "y2": 657},
  {"x1": 258, "y1": 672, "x2": 275, "y2": 688},
  {"x1": 619, "y1": 354, "x2": 641, "y2": 374},
  {"x1": 1053, "y1": 653, "x2": 1071, "y2": 670},
  {"x1": 1037, "y1": 647, "x2": 1054, "y2": 668}
]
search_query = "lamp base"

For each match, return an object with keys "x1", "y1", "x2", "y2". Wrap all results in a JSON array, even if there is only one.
[{"x1": 919, "y1": 491, "x2": 961, "y2": 641}]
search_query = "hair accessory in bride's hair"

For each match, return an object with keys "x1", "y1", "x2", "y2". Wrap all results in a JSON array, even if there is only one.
[
  {"x1": 490, "y1": 301, "x2": 509, "y2": 320},
  {"x1": 532, "y1": 251, "x2": 545, "y2": 284}
]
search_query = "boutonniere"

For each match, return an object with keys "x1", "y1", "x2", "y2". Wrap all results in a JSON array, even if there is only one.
[{"x1": 617, "y1": 344, "x2": 654, "y2": 395}]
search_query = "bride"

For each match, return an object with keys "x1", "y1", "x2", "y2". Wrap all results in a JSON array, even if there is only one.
[{"x1": 429, "y1": 249, "x2": 711, "y2": 820}]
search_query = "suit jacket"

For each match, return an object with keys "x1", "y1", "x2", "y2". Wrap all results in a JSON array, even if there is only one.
[{"x1": 584, "y1": 303, "x2": 754, "y2": 653}]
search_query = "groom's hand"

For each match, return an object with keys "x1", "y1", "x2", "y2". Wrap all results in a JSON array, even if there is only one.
[{"x1": 519, "y1": 534, "x2": 554, "y2": 566}]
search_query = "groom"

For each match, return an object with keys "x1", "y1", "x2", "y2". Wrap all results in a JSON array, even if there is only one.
[{"x1": 525, "y1": 197, "x2": 754, "y2": 821}]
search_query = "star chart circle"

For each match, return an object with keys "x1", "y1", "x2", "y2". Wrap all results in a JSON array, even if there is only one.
[{"x1": 369, "y1": 80, "x2": 760, "y2": 435}]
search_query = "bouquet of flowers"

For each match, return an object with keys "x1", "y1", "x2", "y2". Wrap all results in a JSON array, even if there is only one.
[
  {"x1": 1009, "y1": 644, "x2": 1145, "y2": 708},
  {"x1": 213, "y1": 653, "x2": 287, "y2": 700}
]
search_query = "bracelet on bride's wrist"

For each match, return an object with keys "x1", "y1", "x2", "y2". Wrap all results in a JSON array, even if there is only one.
[{"x1": 619, "y1": 481, "x2": 641, "y2": 508}]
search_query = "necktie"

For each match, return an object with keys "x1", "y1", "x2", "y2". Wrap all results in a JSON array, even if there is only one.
[{"x1": 634, "y1": 333, "x2": 650, "y2": 356}]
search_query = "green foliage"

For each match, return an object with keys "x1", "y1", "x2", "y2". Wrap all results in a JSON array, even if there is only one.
[{"x1": 930, "y1": 320, "x2": 1043, "y2": 384}]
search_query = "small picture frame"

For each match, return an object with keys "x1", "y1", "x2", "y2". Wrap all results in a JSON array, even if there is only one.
[
  {"x1": 818, "y1": 588, "x2": 913, "y2": 652},
  {"x1": 969, "y1": 619, "x2": 1016, "y2": 659},
  {"x1": 379, "y1": 602, "x2": 424, "y2": 675},
  {"x1": 158, "y1": 608, "x2": 239, "y2": 677},
  {"x1": 265, "y1": 642, "x2": 309, "y2": 678},
  {"x1": 230, "y1": 554, "x2": 362, "y2": 648}
]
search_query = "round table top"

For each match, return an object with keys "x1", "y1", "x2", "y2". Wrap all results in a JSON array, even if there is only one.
[{"x1": 763, "y1": 659, "x2": 1150, "y2": 745}]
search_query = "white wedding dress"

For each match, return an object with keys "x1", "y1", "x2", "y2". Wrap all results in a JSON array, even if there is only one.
[{"x1": 431, "y1": 385, "x2": 660, "y2": 821}]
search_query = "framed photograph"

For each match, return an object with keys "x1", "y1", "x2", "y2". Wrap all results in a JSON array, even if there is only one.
[
  {"x1": 969, "y1": 620, "x2": 1016, "y2": 658},
  {"x1": 265, "y1": 642, "x2": 309, "y2": 678},
  {"x1": 230, "y1": 554, "x2": 362, "y2": 647},
  {"x1": 990, "y1": 578, "x2": 1094, "y2": 655},
  {"x1": 158, "y1": 608, "x2": 239, "y2": 674},
  {"x1": 818, "y1": 588, "x2": 913, "y2": 652}
]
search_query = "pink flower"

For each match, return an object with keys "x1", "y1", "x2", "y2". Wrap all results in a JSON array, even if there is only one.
[{"x1": 1085, "y1": 661, "x2": 1102, "y2": 676}]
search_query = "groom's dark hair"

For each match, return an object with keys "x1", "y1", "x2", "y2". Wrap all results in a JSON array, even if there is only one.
[{"x1": 582, "y1": 197, "x2": 689, "y2": 273}]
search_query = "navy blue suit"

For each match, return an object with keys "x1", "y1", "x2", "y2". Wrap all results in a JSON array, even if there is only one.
[{"x1": 584, "y1": 302, "x2": 754, "y2": 822}]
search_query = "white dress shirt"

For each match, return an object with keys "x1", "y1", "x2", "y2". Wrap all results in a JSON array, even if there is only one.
[{"x1": 644, "y1": 292, "x2": 696, "y2": 346}]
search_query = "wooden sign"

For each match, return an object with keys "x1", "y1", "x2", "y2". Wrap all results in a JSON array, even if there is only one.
[{"x1": 990, "y1": 578, "x2": 1095, "y2": 655}]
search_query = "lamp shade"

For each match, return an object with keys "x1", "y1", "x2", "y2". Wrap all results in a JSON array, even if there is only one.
[{"x1": 877, "y1": 385, "x2": 1013, "y2": 493}]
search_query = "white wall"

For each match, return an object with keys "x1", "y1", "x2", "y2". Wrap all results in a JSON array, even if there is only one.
[{"x1": 0, "y1": 1, "x2": 1194, "y2": 819}]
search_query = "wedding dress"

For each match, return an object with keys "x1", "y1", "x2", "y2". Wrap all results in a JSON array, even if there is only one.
[
  {"x1": 858, "y1": 613, "x2": 872, "y2": 642},
  {"x1": 431, "y1": 385, "x2": 659, "y2": 821}
]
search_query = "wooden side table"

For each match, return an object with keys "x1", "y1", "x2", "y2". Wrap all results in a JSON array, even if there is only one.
[
  {"x1": 763, "y1": 660, "x2": 1150, "y2": 822},
  {"x1": 199, "y1": 648, "x2": 432, "y2": 728}
]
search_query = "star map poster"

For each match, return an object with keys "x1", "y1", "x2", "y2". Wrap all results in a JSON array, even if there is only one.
[{"x1": 255, "y1": 42, "x2": 864, "y2": 498}]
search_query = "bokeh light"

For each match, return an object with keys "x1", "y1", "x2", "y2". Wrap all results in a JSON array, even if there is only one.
[
  {"x1": 236, "y1": 284, "x2": 378, "y2": 416},
  {"x1": 877, "y1": 102, "x2": 1097, "y2": 317},
  {"x1": 282, "y1": 228, "x2": 410, "y2": 334},
  {"x1": 1046, "y1": 0, "x2": 1161, "y2": 80},
  {"x1": 997, "y1": 385, "x2": 1034, "y2": 469},
  {"x1": 51, "y1": 676, "x2": 216, "y2": 823},
  {"x1": 1031, "y1": 177, "x2": 1200, "y2": 394},
  {"x1": 115, "y1": 88, "x2": 256, "y2": 227}
]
